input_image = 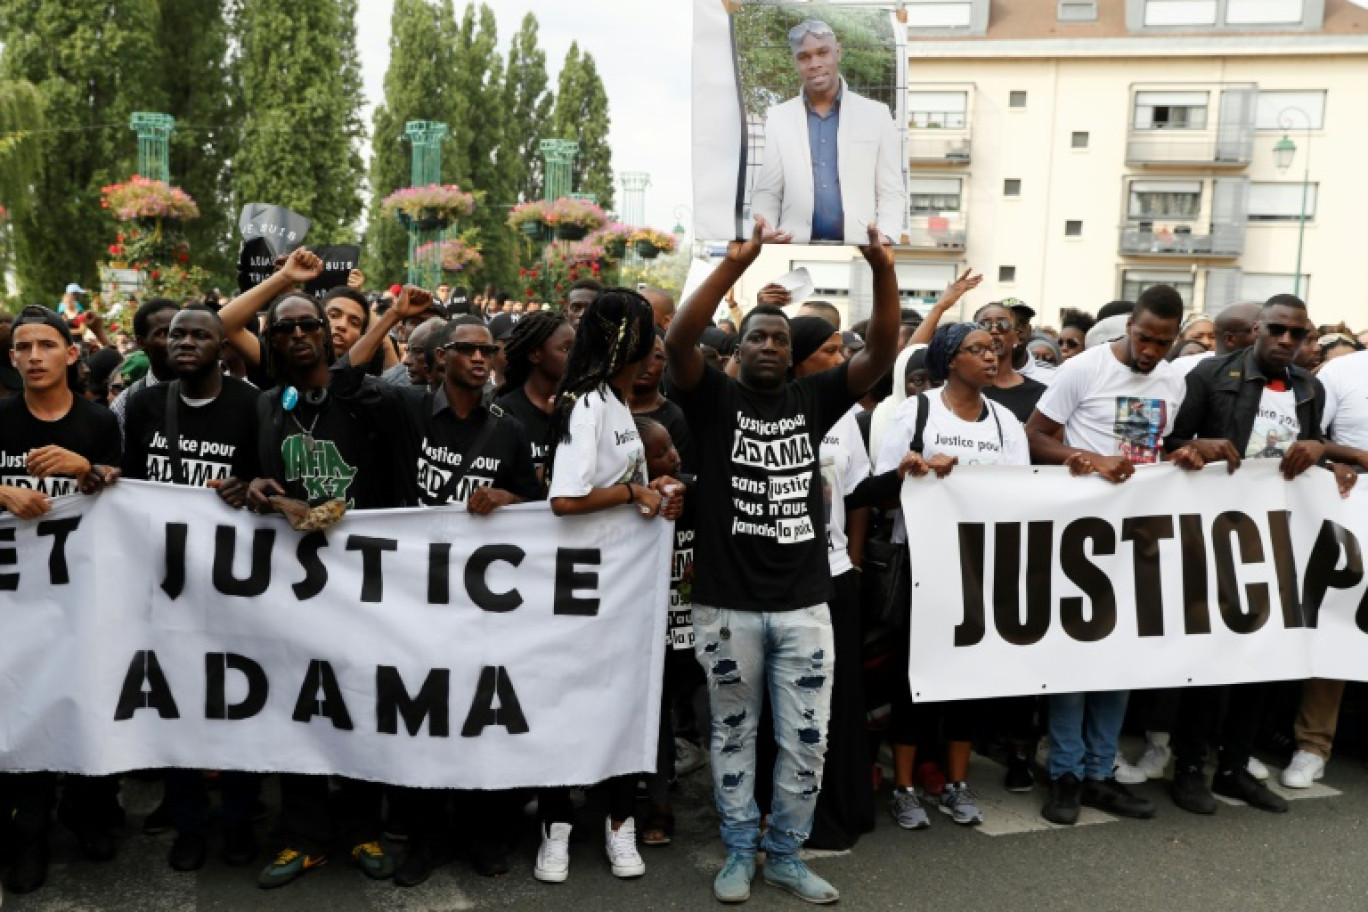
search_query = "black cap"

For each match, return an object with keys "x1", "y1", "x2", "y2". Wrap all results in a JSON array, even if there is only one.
[{"x1": 12, "y1": 305, "x2": 75, "y2": 345}]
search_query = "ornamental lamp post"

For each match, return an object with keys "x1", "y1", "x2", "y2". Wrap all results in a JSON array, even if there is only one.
[{"x1": 1272, "y1": 107, "x2": 1312, "y2": 299}]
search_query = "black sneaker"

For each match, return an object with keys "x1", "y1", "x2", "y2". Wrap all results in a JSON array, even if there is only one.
[
  {"x1": 470, "y1": 839, "x2": 511, "y2": 878},
  {"x1": 1005, "y1": 756, "x2": 1035, "y2": 793},
  {"x1": 1081, "y1": 778, "x2": 1156, "y2": 819},
  {"x1": 168, "y1": 832, "x2": 209, "y2": 872},
  {"x1": 143, "y1": 800, "x2": 174, "y2": 835},
  {"x1": 223, "y1": 824, "x2": 259, "y2": 867},
  {"x1": 394, "y1": 839, "x2": 454, "y2": 888},
  {"x1": 1213, "y1": 768, "x2": 1289, "y2": 813},
  {"x1": 1041, "y1": 772, "x2": 1081, "y2": 825},
  {"x1": 1170, "y1": 766, "x2": 1217, "y2": 815},
  {"x1": 5, "y1": 838, "x2": 49, "y2": 895}
]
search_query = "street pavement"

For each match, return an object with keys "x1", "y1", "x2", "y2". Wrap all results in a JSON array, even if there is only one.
[{"x1": 5, "y1": 740, "x2": 1368, "y2": 912}]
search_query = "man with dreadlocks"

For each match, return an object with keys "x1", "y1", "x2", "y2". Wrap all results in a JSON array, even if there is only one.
[
  {"x1": 663, "y1": 218, "x2": 900, "y2": 905},
  {"x1": 537, "y1": 288, "x2": 684, "y2": 886},
  {"x1": 495, "y1": 309, "x2": 575, "y2": 474}
]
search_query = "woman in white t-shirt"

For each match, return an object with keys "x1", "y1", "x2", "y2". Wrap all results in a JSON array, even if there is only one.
[
  {"x1": 540, "y1": 289, "x2": 683, "y2": 885},
  {"x1": 874, "y1": 323, "x2": 1030, "y2": 831}
]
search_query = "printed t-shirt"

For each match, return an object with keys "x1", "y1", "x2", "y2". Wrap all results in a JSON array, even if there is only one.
[
  {"x1": 1244, "y1": 379, "x2": 1300, "y2": 459},
  {"x1": 672, "y1": 362, "x2": 856, "y2": 612},
  {"x1": 0, "y1": 395, "x2": 120, "y2": 501},
  {"x1": 547, "y1": 386, "x2": 647, "y2": 497},
  {"x1": 121, "y1": 376, "x2": 261, "y2": 485},
  {"x1": 1035, "y1": 342, "x2": 1187, "y2": 464},
  {"x1": 494, "y1": 385, "x2": 551, "y2": 473}
]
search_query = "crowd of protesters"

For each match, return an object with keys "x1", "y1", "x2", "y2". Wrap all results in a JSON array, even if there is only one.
[{"x1": 3, "y1": 220, "x2": 1368, "y2": 905}]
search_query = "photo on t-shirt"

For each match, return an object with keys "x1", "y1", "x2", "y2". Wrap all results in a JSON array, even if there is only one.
[{"x1": 1113, "y1": 396, "x2": 1168, "y2": 464}]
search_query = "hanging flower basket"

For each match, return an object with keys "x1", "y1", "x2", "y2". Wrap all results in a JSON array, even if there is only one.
[
  {"x1": 415, "y1": 238, "x2": 485, "y2": 275},
  {"x1": 100, "y1": 177, "x2": 200, "y2": 222},
  {"x1": 556, "y1": 223, "x2": 589, "y2": 241},
  {"x1": 520, "y1": 221, "x2": 545, "y2": 240},
  {"x1": 545, "y1": 197, "x2": 607, "y2": 238},
  {"x1": 508, "y1": 200, "x2": 551, "y2": 239},
  {"x1": 588, "y1": 222, "x2": 634, "y2": 260},
  {"x1": 629, "y1": 227, "x2": 677, "y2": 260},
  {"x1": 634, "y1": 240, "x2": 660, "y2": 260},
  {"x1": 382, "y1": 184, "x2": 476, "y2": 226}
]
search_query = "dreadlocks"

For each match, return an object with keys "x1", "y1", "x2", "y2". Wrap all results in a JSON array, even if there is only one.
[
  {"x1": 543, "y1": 287, "x2": 655, "y2": 488},
  {"x1": 498, "y1": 310, "x2": 569, "y2": 398},
  {"x1": 261, "y1": 291, "x2": 335, "y2": 384}
]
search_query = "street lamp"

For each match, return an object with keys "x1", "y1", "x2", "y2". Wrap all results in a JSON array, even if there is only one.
[{"x1": 1272, "y1": 108, "x2": 1312, "y2": 298}]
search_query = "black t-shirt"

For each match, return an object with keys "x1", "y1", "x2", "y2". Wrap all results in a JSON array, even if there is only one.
[
  {"x1": 0, "y1": 394, "x2": 121, "y2": 501},
  {"x1": 667, "y1": 484, "x2": 697, "y2": 653},
  {"x1": 122, "y1": 377, "x2": 261, "y2": 485},
  {"x1": 331, "y1": 358, "x2": 541, "y2": 507},
  {"x1": 639, "y1": 397, "x2": 696, "y2": 475},
  {"x1": 984, "y1": 377, "x2": 1047, "y2": 424},
  {"x1": 673, "y1": 362, "x2": 856, "y2": 611},
  {"x1": 495, "y1": 385, "x2": 551, "y2": 474}
]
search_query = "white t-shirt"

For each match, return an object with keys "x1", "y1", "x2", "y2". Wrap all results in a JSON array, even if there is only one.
[
  {"x1": 821, "y1": 406, "x2": 871, "y2": 577},
  {"x1": 1170, "y1": 350, "x2": 1215, "y2": 377},
  {"x1": 547, "y1": 386, "x2": 647, "y2": 498},
  {"x1": 1318, "y1": 350, "x2": 1368, "y2": 450},
  {"x1": 1035, "y1": 343, "x2": 1186, "y2": 465},
  {"x1": 875, "y1": 392, "x2": 1030, "y2": 542},
  {"x1": 1245, "y1": 385, "x2": 1301, "y2": 459},
  {"x1": 1019, "y1": 354, "x2": 1056, "y2": 386}
]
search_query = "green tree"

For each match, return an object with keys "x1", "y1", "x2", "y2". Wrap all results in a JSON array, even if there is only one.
[
  {"x1": 233, "y1": 0, "x2": 366, "y2": 245},
  {"x1": 0, "y1": 0, "x2": 162, "y2": 298},
  {"x1": 364, "y1": 0, "x2": 459, "y2": 284},
  {"x1": 550, "y1": 43, "x2": 614, "y2": 210},
  {"x1": 502, "y1": 12, "x2": 553, "y2": 204},
  {"x1": 0, "y1": 80, "x2": 43, "y2": 214}
]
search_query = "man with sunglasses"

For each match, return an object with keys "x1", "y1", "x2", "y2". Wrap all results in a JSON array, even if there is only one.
[
  {"x1": 1163, "y1": 293, "x2": 1356, "y2": 817},
  {"x1": 329, "y1": 289, "x2": 539, "y2": 887},
  {"x1": 750, "y1": 19, "x2": 905, "y2": 245}
]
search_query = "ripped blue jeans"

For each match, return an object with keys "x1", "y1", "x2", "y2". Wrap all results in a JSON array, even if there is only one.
[{"x1": 692, "y1": 603, "x2": 834, "y2": 858}]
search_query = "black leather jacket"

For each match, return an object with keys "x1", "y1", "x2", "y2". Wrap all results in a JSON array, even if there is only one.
[{"x1": 1165, "y1": 348, "x2": 1325, "y2": 453}]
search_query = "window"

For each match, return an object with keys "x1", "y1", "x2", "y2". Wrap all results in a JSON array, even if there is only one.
[
  {"x1": 1247, "y1": 182, "x2": 1318, "y2": 221},
  {"x1": 1128, "y1": 180, "x2": 1203, "y2": 220},
  {"x1": 1227, "y1": 0, "x2": 1303, "y2": 24},
  {"x1": 791, "y1": 261, "x2": 850, "y2": 297},
  {"x1": 907, "y1": 91, "x2": 968, "y2": 129},
  {"x1": 1071, "y1": 131, "x2": 1089, "y2": 149},
  {"x1": 1143, "y1": 0, "x2": 1218, "y2": 26},
  {"x1": 1065, "y1": 220, "x2": 1083, "y2": 237},
  {"x1": 1059, "y1": 0, "x2": 1098, "y2": 20},
  {"x1": 1241, "y1": 272, "x2": 1310, "y2": 301},
  {"x1": 1133, "y1": 91, "x2": 1209, "y2": 130},
  {"x1": 895, "y1": 262, "x2": 959, "y2": 303},
  {"x1": 1004, "y1": 178, "x2": 1022, "y2": 197},
  {"x1": 1122, "y1": 269, "x2": 1195, "y2": 307},
  {"x1": 905, "y1": 2, "x2": 974, "y2": 28},
  {"x1": 909, "y1": 178, "x2": 962, "y2": 213},
  {"x1": 1009, "y1": 91, "x2": 1027, "y2": 108},
  {"x1": 999, "y1": 266, "x2": 1017, "y2": 283},
  {"x1": 1256, "y1": 90, "x2": 1326, "y2": 130}
]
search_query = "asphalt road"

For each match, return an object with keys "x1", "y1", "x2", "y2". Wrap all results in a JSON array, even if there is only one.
[{"x1": 5, "y1": 742, "x2": 1368, "y2": 912}]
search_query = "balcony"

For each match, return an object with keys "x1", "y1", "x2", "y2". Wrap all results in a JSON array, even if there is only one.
[
  {"x1": 1118, "y1": 221, "x2": 1244, "y2": 258},
  {"x1": 908, "y1": 129, "x2": 972, "y2": 166},
  {"x1": 907, "y1": 84, "x2": 973, "y2": 167},
  {"x1": 904, "y1": 213, "x2": 967, "y2": 252},
  {"x1": 1126, "y1": 83, "x2": 1257, "y2": 168}
]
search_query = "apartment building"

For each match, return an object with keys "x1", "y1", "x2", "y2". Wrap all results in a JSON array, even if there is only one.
[{"x1": 737, "y1": 0, "x2": 1368, "y2": 329}]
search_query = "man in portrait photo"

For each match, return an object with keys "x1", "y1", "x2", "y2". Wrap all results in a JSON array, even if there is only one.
[{"x1": 750, "y1": 19, "x2": 906, "y2": 245}]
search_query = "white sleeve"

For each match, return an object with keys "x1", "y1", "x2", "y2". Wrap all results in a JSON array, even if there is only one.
[
  {"x1": 547, "y1": 396, "x2": 600, "y2": 499},
  {"x1": 875, "y1": 398, "x2": 919, "y2": 474},
  {"x1": 1319, "y1": 362, "x2": 1342, "y2": 436},
  {"x1": 997, "y1": 403, "x2": 1032, "y2": 466},
  {"x1": 841, "y1": 417, "x2": 872, "y2": 493},
  {"x1": 1034, "y1": 355, "x2": 1088, "y2": 426}
]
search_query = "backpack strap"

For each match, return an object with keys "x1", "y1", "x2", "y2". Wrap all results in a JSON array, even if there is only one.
[
  {"x1": 164, "y1": 380, "x2": 183, "y2": 484},
  {"x1": 909, "y1": 392, "x2": 930, "y2": 455}
]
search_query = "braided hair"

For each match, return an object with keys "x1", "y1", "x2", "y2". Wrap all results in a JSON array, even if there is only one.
[
  {"x1": 543, "y1": 288, "x2": 655, "y2": 489},
  {"x1": 261, "y1": 291, "x2": 335, "y2": 384},
  {"x1": 497, "y1": 309, "x2": 569, "y2": 398}
]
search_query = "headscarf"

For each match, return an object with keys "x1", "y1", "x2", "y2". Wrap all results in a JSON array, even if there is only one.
[
  {"x1": 869, "y1": 343, "x2": 926, "y2": 462},
  {"x1": 790, "y1": 316, "x2": 837, "y2": 368},
  {"x1": 926, "y1": 322, "x2": 976, "y2": 383},
  {"x1": 1028, "y1": 334, "x2": 1062, "y2": 363}
]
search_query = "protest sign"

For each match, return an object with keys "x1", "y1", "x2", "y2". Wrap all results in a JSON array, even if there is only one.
[{"x1": 236, "y1": 204, "x2": 312, "y2": 293}]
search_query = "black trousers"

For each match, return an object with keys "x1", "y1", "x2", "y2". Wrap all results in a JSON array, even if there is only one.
[
  {"x1": 276, "y1": 774, "x2": 383, "y2": 854},
  {"x1": 1172, "y1": 682, "x2": 1270, "y2": 774},
  {"x1": 1, "y1": 772, "x2": 121, "y2": 840}
]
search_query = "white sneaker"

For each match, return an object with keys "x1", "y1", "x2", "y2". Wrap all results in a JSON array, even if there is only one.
[
  {"x1": 1280, "y1": 750, "x2": 1326, "y2": 789},
  {"x1": 1135, "y1": 742, "x2": 1172, "y2": 780},
  {"x1": 1113, "y1": 755, "x2": 1148, "y2": 785},
  {"x1": 604, "y1": 817, "x2": 645, "y2": 878},
  {"x1": 1246, "y1": 756, "x2": 1271, "y2": 781},
  {"x1": 534, "y1": 822, "x2": 572, "y2": 883}
]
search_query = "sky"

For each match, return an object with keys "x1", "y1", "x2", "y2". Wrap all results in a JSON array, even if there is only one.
[{"x1": 354, "y1": 0, "x2": 694, "y2": 235}]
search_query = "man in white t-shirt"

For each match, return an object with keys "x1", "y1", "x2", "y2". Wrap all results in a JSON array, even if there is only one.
[{"x1": 1024, "y1": 284, "x2": 1192, "y2": 826}]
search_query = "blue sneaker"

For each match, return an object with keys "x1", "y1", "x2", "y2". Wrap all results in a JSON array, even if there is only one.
[
  {"x1": 257, "y1": 847, "x2": 326, "y2": 889},
  {"x1": 714, "y1": 853, "x2": 755, "y2": 903},
  {"x1": 763, "y1": 854, "x2": 839, "y2": 904}
]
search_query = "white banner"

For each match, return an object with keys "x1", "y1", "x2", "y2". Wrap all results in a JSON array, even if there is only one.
[
  {"x1": 906, "y1": 462, "x2": 1366, "y2": 702},
  {"x1": 0, "y1": 482, "x2": 672, "y2": 789}
]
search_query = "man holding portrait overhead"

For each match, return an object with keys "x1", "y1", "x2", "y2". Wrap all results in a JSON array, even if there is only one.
[{"x1": 751, "y1": 19, "x2": 906, "y2": 245}]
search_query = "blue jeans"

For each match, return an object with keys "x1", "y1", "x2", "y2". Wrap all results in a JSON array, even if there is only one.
[
  {"x1": 692, "y1": 604, "x2": 834, "y2": 858},
  {"x1": 1047, "y1": 690, "x2": 1129, "y2": 781}
]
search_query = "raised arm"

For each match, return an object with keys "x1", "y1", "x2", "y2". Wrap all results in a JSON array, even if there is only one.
[
  {"x1": 665, "y1": 218, "x2": 765, "y2": 392},
  {"x1": 217, "y1": 249, "x2": 325, "y2": 365},
  {"x1": 910, "y1": 269, "x2": 982, "y2": 347},
  {"x1": 845, "y1": 224, "x2": 900, "y2": 396},
  {"x1": 345, "y1": 285, "x2": 432, "y2": 368}
]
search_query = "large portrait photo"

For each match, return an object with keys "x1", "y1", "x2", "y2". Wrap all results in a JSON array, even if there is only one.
[{"x1": 693, "y1": 0, "x2": 907, "y2": 246}]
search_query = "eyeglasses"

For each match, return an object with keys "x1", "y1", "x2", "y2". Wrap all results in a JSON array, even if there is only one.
[
  {"x1": 443, "y1": 342, "x2": 500, "y2": 358},
  {"x1": 976, "y1": 319, "x2": 1013, "y2": 334},
  {"x1": 1263, "y1": 323, "x2": 1310, "y2": 342},
  {"x1": 269, "y1": 317, "x2": 325, "y2": 336},
  {"x1": 957, "y1": 343, "x2": 995, "y2": 357}
]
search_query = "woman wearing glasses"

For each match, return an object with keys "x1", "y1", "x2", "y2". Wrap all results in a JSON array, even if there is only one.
[{"x1": 972, "y1": 301, "x2": 1047, "y2": 424}]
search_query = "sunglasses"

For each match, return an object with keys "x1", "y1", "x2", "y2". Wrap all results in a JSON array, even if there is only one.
[
  {"x1": 976, "y1": 319, "x2": 1013, "y2": 334},
  {"x1": 1263, "y1": 323, "x2": 1310, "y2": 342},
  {"x1": 270, "y1": 317, "x2": 325, "y2": 336},
  {"x1": 443, "y1": 342, "x2": 500, "y2": 358},
  {"x1": 1060, "y1": 337, "x2": 1083, "y2": 349},
  {"x1": 788, "y1": 20, "x2": 835, "y2": 41}
]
